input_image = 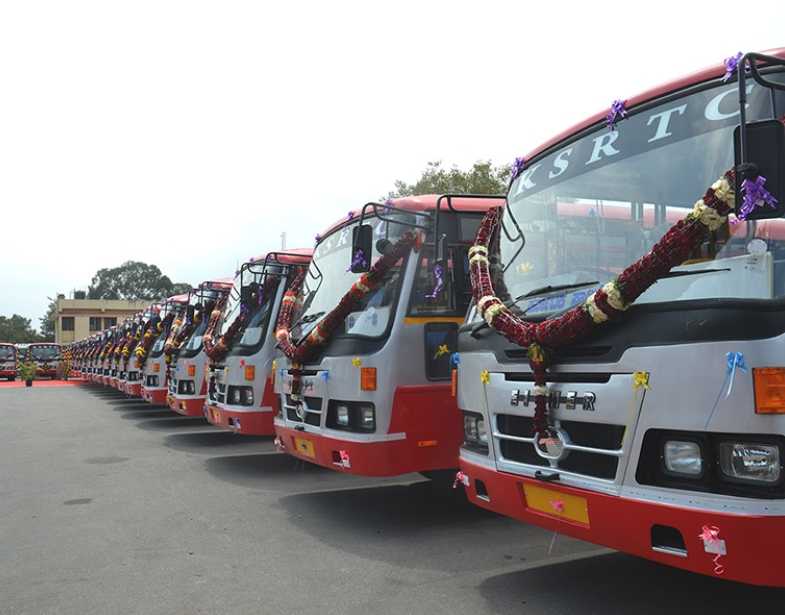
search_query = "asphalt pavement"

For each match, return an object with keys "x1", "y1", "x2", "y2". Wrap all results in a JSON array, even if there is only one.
[{"x1": 2, "y1": 383, "x2": 783, "y2": 614}]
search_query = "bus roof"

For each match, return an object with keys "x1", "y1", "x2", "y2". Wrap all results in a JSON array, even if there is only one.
[
  {"x1": 524, "y1": 47, "x2": 785, "y2": 163},
  {"x1": 319, "y1": 194, "x2": 505, "y2": 239},
  {"x1": 247, "y1": 248, "x2": 314, "y2": 266},
  {"x1": 198, "y1": 277, "x2": 234, "y2": 291}
]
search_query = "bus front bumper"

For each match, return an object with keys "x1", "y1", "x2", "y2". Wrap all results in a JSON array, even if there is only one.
[
  {"x1": 459, "y1": 457, "x2": 785, "y2": 588},
  {"x1": 167, "y1": 394, "x2": 206, "y2": 417},
  {"x1": 205, "y1": 404, "x2": 274, "y2": 435},
  {"x1": 142, "y1": 387, "x2": 167, "y2": 405},
  {"x1": 274, "y1": 422, "x2": 417, "y2": 477}
]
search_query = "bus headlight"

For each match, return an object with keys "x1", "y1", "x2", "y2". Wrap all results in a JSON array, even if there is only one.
[
  {"x1": 228, "y1": 386, "x2": 254, "y2": 406},
  {"x1": 360, "y1": 406, "x2": 375, "y2": 430},
  {"x1": 463, "y1": 412, "x2": 488, "y2": 449},
  {"x1": 663, "y1": 440, "x2": 703, "y2": 477},
  {"x1": 719, "y1": 442, "x2": 781, "y2": 484},
  {"x1": 336, "y1": 405, "x2": 350, "y2": 426}
]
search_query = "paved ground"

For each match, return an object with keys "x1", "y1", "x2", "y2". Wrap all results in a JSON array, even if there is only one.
[{"x1": 2, "y1": 384, "x2": 784, "y2": 614}]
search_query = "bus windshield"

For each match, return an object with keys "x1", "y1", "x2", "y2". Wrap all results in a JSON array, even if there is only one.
[
  {"x1": 292, "y1": 215, "x2": 410, "y2": 343},
  {"x1": 218, "y1": 273, "x2": 244, "y2": 337},
  {"x1": 31, "y1": 345, "x2": 60, "y2": 360},
  {"x1": 502, "y1": 76, "x2": 785, "y2": 318},
  {"x1": 0, "y1": 346, "x2": 15, "y2": 360}
]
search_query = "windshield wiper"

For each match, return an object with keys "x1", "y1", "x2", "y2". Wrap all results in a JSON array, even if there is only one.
[
  {"x1": 289, "y1": 311, "x2": 325, "y2": 335},
  {"x1": 470, "y1": 281, "x2": 599, "y2": 338}
]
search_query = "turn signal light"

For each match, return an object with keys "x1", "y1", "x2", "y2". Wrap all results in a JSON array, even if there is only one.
[
  {"x1": 152, "y1": 363, "x2": 160, "y2": 373},
  {"x1": 451, "y1": 368, "x2": 458, "y2": 397},
  {"x1": 187, "y1": 364, "x2": 196, "y2": 377},
  {"x1": 753, "y1": 367, "x2": 785, "y2": 414},
  {"x1": 245, "y1": 365, "x2": 255, "y2": 381},
  {"x1": 360, "y1": 367, "x2": 377, "y2": 391}
]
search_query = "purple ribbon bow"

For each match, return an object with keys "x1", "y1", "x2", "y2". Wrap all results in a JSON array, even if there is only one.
[
  {"x1": 510, "y1": 157, "x2": 526, "y2": 184},
  {"x1": 739, "y1": 175, "x2": 778, "y2": 220},
  {"x1": 425, "y1": 263, "x2": 445, "y2": 300},
  {"x1": 606, "y1": 99, "x2": 627, "y2": 130},
  {"x1": 723, "y1": 52, "x2": 743, "y2": 82},
  {"x1": 347, "y1": 249, "x2": 367, "y2": 272}
]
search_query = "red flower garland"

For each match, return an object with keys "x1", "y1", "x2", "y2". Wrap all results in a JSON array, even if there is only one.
[
  {"x1": 470, "y1": 170, "x2": 736, "y2": 439},
  {"x1": 275, "y1": 230, "x2": 419, "y2": 364},
  {"x1": 204, "y1": 275, "x2": 280, "y2": 362}
]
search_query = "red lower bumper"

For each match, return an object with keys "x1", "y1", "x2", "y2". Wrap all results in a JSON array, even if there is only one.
[
  {"x1": 206, "y1": 404, "x2": 274, "y2": 435},
  {"x1": 141, "y1": 387, "x2": 167, "y2": 405},
  {"x1": 168, "y1": 395, "x2": 206, "y2": 417},
  {"x1": 460, "y1": 457, "x2": 785, "y2": 587},
  {"x1": 125, "y1": 382, "x2": 142, "y2": 397},
  {"x1": 274, "y1": 423, "x2": 456, "y2": 477},
  {"x1": 0, "y1": 370, "x2": 15, "y2": 378}
]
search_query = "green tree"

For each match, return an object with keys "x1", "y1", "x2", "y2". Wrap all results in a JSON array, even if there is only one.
[
  {"x1": 39, "y1": 300, "x2": 56, "y2": 341},
  {"x1": 386, "y1": 160, "x2": 510, "y2": 199},
  {"x1": 87, "y1": 261, "x2": 190, "y2": 300},
  {"x1": 0, "y1": 314, "x2": 44, "y2": 343}
]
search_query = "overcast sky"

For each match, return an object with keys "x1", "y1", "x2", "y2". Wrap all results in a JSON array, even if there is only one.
[{"x1": 1, "y1": 0, "x2": 783, "y2": 328}]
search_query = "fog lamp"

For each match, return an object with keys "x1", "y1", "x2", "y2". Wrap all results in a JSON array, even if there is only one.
[
  {"x1": 719, "y1": 442, "x2": 781, "y2": 484},
  {"x1": 664, "y1": 440, "x2": 703, "y2": 477}
]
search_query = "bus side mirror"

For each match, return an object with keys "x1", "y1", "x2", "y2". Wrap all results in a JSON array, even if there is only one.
[
  {"x1": 734, "y1": 119, "x2": 785, "y2": 220},
  {"x1": 351, "y1": 224, "x2": 372, "y2": 273}
]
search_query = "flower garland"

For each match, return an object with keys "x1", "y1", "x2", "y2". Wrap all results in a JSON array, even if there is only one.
[
  {"x1": 135, "y1": 312, "x2": 171, "y2": 369},
  {"x1": 470, "y1": 171, "x2": 737, "y2": 440},
  {"x1": 202, "y1": 295, "x2": 229, "y2": 359},
  {"x1": 276, "y1": 230, "x2": 420, "y2": 364},
  {"x1": 203, "y1": 276, "x2": 279, "y2": 362}
]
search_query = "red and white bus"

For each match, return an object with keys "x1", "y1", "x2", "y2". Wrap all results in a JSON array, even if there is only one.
[
  {"x1": 205, "y1": 250, "x2": 312, "y2": 434},
  {"x1": 140, "y1": 294, "x2": 188, "y2": 405},
  {"x1": 456, "y1": 49, "x2": 785, "y2": 586},
  {"x1": 166, "y1": 277, "x2": 233, "y2": 416},
  {"x1": 273, "y1": 196, "x2": 503, "y2": 477},
  {"x1": 26, "y1": 343, "x2": 62, "y2": 379},
  {"x1": 0, "y1": 343, "x2": 17, "y2": 381}
]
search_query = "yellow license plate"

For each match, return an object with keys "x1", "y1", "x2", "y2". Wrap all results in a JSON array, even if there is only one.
[
  {"x1": 293, "y1": 437, "x2": 316, "y2": 459},
  {"x1": 523, "y1": 483, "x2": 590, "y2": 526}
]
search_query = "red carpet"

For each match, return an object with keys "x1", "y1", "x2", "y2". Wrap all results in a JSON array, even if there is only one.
[{"x1": 0, "y1": 378, "x2": 87, "y2": 389}]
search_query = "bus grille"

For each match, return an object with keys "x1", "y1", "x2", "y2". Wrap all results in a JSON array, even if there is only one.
[
  {"x1": 495, "y1": 414, "x2": 625, "y2": 480},
  {"x1": 284, "y1": 395, "x2": 322, "y2": 427}
]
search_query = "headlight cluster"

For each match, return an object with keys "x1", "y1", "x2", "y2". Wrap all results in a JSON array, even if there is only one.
[
  {"x1": 146, "y1": 375, "x2": 159, "y2": 387},
  {"x1": 177, "y1": 380, "x2": 197, "y2": 396},
  {"x1": 463, "y1": 411, "x2": 488, "y2": 452},
  {"x1": 326, "y1": 400, "x2": 375, "y2": 433},
  {"x1": 228, "y1": 386, "x2": 254, "y2": 406},
  {"x1": 638, "y1": 430, "x2": 784, "y2": 497},
  {"x1": 127, "y1": 371, "x2": 139, "y2": 382}
]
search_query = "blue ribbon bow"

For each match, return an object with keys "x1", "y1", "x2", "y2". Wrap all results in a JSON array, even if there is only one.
[{"x1": 725, "y1": 351, "x2": 747, "y2": 398}]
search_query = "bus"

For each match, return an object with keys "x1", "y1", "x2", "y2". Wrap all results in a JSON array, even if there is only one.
[
  {"x1": 27, "y1": 343, "x2": 62, "y2": 379},
  {"x1": 166, "y1": 278, "x2": 233, "y2": 416},
  {"x1": 0, "y1": 343, "x2": 17, "y2": 381},
  {"x1": 456, "y1": 49, "x2": 785, "y2": 586},
  {"x1": 140, "y1": 294, "x2": 188, "y2": 405},
  {"x1": 273, "y1": 196, "x2": 503, "y2": 477},
  {"x1": 205, "y1": 250, "x2": 312, "y2": 434}
]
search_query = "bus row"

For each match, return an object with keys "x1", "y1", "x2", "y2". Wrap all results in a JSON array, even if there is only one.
[
  {"x1": 64, "y1": 49, "x2": 785, "y2": 587},
  {"x1": 0, "y1": 342, "x2": 64, "y2": 380}
]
